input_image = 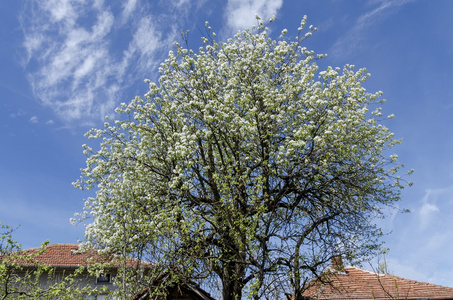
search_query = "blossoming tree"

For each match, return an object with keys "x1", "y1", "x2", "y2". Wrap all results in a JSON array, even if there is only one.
[{"x1": 75, "y1": 17, "x2": 411, "y2": 300}]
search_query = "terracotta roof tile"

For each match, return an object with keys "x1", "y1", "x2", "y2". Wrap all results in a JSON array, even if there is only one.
[
  {"x1": 15, "y1": 244, "x2": 142, "y2": 267},
  {"x1": 303, "y1": 266, "x2": 453, "y2": 299}
]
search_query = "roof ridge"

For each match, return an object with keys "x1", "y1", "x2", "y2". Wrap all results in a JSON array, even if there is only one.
[
  {"x1": 344, "y1": 266, "x2": 385, "y2": 276},
  {"x1": 22, "y1": 243, "x2": 80, "y2": 251},
  {"x1": 343, "y1": 266, "x2": 453, "y2": 289}
]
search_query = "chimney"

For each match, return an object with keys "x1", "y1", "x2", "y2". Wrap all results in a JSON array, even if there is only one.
[{"x1": 331, "y1": 255, "x2": 344, "y2": 272}]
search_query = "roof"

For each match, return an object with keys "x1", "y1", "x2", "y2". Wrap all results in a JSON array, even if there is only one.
[
  {"x1": 303, "y1": 265, "x2": 453, "y2": 299},
  {"x1": 132, "y1": 269, "x2": 216, "y2": 300},
  {"x1": 12, "y1": 243, "x2": 143, "y2": 268},
  {"x1": 132, "y1": 283, "x2": 216, "y2": 300}
]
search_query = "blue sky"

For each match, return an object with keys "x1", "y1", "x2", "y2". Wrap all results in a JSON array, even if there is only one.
[{"x1": 1, "y1": 0, "x2": 453, "y2": 288}]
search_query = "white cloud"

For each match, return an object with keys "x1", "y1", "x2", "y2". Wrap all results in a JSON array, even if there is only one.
[
  {"x1": 121, "y1": 0, "x2": 139, "y2": 24},
  {"x1": 29, "y1": 116, "x2": 38, "y2": 123},
  {"x1": 419, "y1": 202, "x2": 439, "y2": 230},
  {"x1": 116, "y1": 16, "x2": 167, "y2": 88},
  {"x1": 92, "y1": 10, "x2": 115, "y2": 39},
  {"x1": 331, "y1": 0, "x2": 415, "y2": 58},
  {"x1": 419, "y1": 201, "x2": 438, "y2": 215},
  {"x1": 416, "y1": 186, "x2": 453, "y2": 231},
  {"x1": 93, "y1": 0, "x2": 105, "y2": 10},
  {"x1": 41, "y1": 0, "x2": 77, "y2": 23},
  {"x1": 171, "y1": 0, "x2": 190, "y2": 9},
  {"x1": 133, "y1": 17, "x2": 161, "y2": 57},
  {"x1": 20, "y1": 0, "x2": 208, "y2": 125},
  {"x1": 386, "y1": 230, "x2": 453, "y2": 287},
  {"x1": 379, "y1": 184, "x2": 453, "y2": 287},
  {"x1": 225, "y1": 0, "x2": 283, "y2": 33},
  {"x1": 10, "y1": 110, "x2": 26, "y2": 118},
  {"x1": 21, "y1": 1, "x2": 168, "y2": 124}
]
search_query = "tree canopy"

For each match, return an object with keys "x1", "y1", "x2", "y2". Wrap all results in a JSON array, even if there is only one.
[{"x1": 74, "y1": 16, "x2": 411, "y2": 300}]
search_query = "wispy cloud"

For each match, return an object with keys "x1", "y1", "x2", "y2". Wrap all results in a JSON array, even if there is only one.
[
  {"x1": 10, "y1": 110, "x2": 26, "y2": 118},
  {"x1": 121, "y1": 0, "x2": 139, "y2": 23},
  {"x1": 29, "y1": 116, "x2": 39, "y2": 123},
  {"x1": 224, "y1": 0, "x2": 283, "y2": 33},
  {"x1": 383, "y1": 184, "x2": 453, "y2": 287},
  {"x1": 417, "y1": 186, "x2": 453, "y2": 230},
  {"x1": 330, "y1": 0, "x2": 415, "y2": 58},
  {"x1": 171, "y1": 0, "x2": 191, "y2": 10},
  {"x1": 418, "y1": 189, "x2": 440, "y2": 230},
  {"x1": 127, "y1": 17, "x2": 163, "y2": 67},
  {"x1": 20, "y1": 0, "x2": 195, "y2": 125}
]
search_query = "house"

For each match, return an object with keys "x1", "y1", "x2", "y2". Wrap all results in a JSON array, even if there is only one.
[
  {"x1": 9, "y1": 243, "x2": 121, "y2": 299},
  {"x1": 13, "y1": 245, "x2": 453, "y2": 299},
  {"x1": 8, "y1": 243, "x2": 213, "y2": 300},
  {"x1": 302, "y1": 257, "x2": 453, "y2": 299}
]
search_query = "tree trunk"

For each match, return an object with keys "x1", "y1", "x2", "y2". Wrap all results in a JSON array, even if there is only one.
[{"x1": 221, "y1": 266, "x2": 243, "y2": 300}]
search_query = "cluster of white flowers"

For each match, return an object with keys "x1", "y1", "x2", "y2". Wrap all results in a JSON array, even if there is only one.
[{"x1": 73, "y1": 17, "x2": 411, "y2": 298}]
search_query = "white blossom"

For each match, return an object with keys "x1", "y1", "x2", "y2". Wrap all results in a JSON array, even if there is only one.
[{"x1": 74, "y1": 18, "x2": 411, "y2": 299}]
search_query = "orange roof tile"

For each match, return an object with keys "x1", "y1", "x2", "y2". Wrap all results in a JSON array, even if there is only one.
[
  {"x1": 303, "y1": 266, "x2": 453, "y2": 299},
  {"x1": 14, "y1": 243, "x2": 143, "y2": 267}
]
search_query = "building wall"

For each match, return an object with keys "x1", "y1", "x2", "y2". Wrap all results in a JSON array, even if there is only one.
[{"x1": 11, "y1": 268, "x2": 118, "y2": 300}]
